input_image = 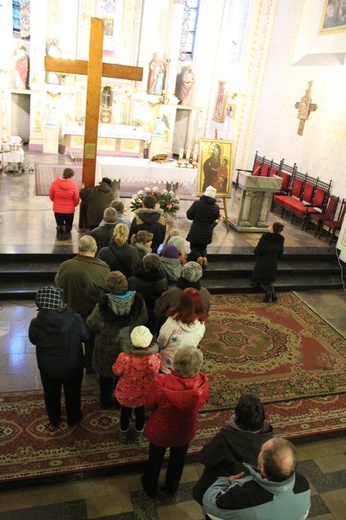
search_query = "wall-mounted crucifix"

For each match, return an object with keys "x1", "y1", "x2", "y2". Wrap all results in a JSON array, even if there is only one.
[
  {"x1": 45, "y1": 17, "x2": 143, "y2": 187},
  {"x1": 295, "y1": 80, "x2": 317, "y2": 136}
]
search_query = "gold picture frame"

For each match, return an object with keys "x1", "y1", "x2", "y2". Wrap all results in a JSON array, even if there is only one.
[
  {"x1": 197, "y1": 138, "x2": 234, "y2": 196},
  {"x1": 212, "y1": 81, "x2": 226, "y2": 123},
  {"x1": 319, "y1": 0, "x2": 346, "y2": 35}
]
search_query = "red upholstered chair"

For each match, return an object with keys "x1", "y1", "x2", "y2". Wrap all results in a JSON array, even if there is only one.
[
  {"x1": 272, "y1": 171, "x2": 306, "y2": 217},
  {"x1": 235, "y1": 151, "x2": 264, "y2": 190},
  {"x1": 318, "y1": 199, "x2": 346, "y2": 244},
  {"x1": 304, "y1": 192, "x2": 337, "y2": 233}
]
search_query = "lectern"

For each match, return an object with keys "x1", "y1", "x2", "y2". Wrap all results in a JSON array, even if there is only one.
[{"x1": 229, "y1": 173, "x2": 283, "y2": 232}]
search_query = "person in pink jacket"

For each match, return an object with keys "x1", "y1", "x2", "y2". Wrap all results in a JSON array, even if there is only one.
[
  {"x1": 49, "y1": 167, "x2": 80, "y2": 238},
  {"x1": 141, "y1": 346, "x2": 209, "y2": 498},
  {"x1": 112, "y1": 326, "x2": 160, "y2": 445}
]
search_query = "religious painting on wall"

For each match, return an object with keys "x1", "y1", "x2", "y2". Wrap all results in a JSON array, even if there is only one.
[
  {"x1": 197, "y1": 139, "x2": 234, "y2": 196},
  {"x1": 212, "y1": 81, "x2": 226, "y2": 123},
  {"x1": 147, "y1": 53, "x2": 165, "y2": 95},
  {"x1": 319, "y1": 0, "x2": 346, "y2": 34}
]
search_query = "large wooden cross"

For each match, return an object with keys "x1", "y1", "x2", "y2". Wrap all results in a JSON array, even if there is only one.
[
  {"x1": 295, "y1": 80, "x2": 317, "y2": 136},
  {"x1": 45, "y1": 17, "x2": 143, "y2": 187}
]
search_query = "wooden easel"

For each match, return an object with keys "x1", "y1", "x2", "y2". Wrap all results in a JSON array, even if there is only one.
[{"x1": 221, "y1": 196, "x2": 231, "y2": 232}]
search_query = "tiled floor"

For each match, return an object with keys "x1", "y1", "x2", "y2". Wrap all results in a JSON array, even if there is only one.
[{"x1": 0, "y1": 151, "x2": 345, "y2": 518}]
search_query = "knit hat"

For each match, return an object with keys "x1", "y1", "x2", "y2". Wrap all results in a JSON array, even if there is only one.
[
  {"x1": 101, "y1": 177, "x2": 112, "y2": 187},
  {"x1": 204, "y1": 185, "x2": 217, "y2": 198},
  {"x1": 168, "y1": 235, "x2": 185, "y2": 251},
  {"x1": 130, "y1": 326, "x2": 153, "y2": 348},
  {"x1": 35, "y1": 286, "x2": 62, "y2": 310},
  {"x1": 162, "y1": 244, "x2": 179, "y2": 259},
  {"x1": 182, "y1": 261, "x2": 203, "y2": 282}
]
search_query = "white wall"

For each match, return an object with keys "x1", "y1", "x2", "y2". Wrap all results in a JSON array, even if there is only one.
[{"x1": 249, "y1": 0, "x2": 346, "y2": 199}]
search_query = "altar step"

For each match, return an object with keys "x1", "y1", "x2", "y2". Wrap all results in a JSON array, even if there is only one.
[{"x1": 0, "y1": 248, "x2": 342, "y2": 300}]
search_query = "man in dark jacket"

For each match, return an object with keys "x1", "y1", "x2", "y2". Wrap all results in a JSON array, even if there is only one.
[
  {"x1": 90, "y1": 207, "x2": 117, "y2": 251},
  {"x1": 192, "y1": 393, "x2": 274, "y2": 504},
  {"x1": 129, "y1": 194, "x2": 167, "y2": 253},
  {"x1": 80, "y1": 177, "x2": 114, "y2": 229},
  {"x1": 186, "y1": 185, "x2": 220, "y2": 266},
  {"x1": 28, "y1": 286, "x2": 89, "y2": 430},
  {"x1": 54, "y1": 235, "x2": 110, "y2": 372}
]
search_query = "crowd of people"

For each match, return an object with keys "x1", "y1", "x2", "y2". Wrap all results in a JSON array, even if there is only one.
[{"x1": 30, "y1": 170, "x2": 310, "y2": 518}]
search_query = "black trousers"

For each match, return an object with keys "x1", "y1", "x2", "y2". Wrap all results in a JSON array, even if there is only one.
[
  {"x1": 40, "y1": 370, "x2": 83, "y2": 426},
  {"x1": 141, "y1": 442, "x2": 189, "y2": 496},
  {"x1": 99, "y1": 375, "x2": 119, "y2": 408},
  {"x1": 54, "y1": 212, "x2": 74, "y2": 232},
  {"x1": 188, "y1": 243, "x2": 207, "y2": 261},
  {"x1": 120, "y1": 404, "x2": 145, "y2": 431}
]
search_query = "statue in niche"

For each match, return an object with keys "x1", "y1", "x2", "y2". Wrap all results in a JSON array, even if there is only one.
[
  {"x1": 175, "y1": 64, "x2": 195, "y2": 106},
  {"x1": 46, "y1": 38, "x2": 62, "y2": 84},
  {"x1": 14, "y1": 42, "x2": 30, "y2": 90},
  {"x1": 148, "y1": 52, "x2": 165, "y2": 95}
]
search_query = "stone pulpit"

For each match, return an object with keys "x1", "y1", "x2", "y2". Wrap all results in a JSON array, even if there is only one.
[{"x1": 229, "y1": 173, "x2": 283, "y2": 232}]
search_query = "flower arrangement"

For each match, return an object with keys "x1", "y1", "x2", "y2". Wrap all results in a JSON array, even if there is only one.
[{"x1": 130, "y1": 187, "x2": 180, "y2": 218}]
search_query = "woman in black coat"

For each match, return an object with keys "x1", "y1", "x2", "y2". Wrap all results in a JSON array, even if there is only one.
[
  {"x1": 251, "y1": 222, "x2": 284, "y2": 302},
  {"x1": 186, "y1": 186, "x2": 220, "y2": 267}
]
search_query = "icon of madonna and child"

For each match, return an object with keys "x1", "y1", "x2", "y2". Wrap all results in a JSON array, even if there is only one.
[{"x1": 199, "y1": 139, "x2": 233, "y2": 196}]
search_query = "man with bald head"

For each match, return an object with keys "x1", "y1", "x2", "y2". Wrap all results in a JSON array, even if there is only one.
[
  {"x1": 202, "y1": 437, "x2": 310, "y2": 520},
  {"x1": 55, "y1": 235, "x2": 110, "y2": 372}
]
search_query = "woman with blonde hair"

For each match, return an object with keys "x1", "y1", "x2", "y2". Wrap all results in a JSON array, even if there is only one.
[
  {"x1": 130, "y1": 230, "x2": 153, "y2": 267},
  {"x1": 97, "y1": 223, "x2": 138, "y2": 278}
]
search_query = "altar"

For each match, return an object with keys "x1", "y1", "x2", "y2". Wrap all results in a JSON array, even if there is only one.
[
  {"x1": 61, "y1": 124, "x2": 152, "y2": 157},
  {"x1": 95, "y1": 156, "x2": 197, "y2": 190}
]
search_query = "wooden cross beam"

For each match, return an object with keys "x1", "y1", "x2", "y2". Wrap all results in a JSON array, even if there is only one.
[
  {"x1": 45, "y1": 17, "x2": 143, "y2": 187},
  {"x1": 295, "y1": 80, "x2": 317, "y2": 136}
]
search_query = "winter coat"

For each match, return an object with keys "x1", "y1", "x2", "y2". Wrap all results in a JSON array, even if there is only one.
[
  {"x1": 134, "y1": 243, "x2": 152, "y2": 268},
  {"x1": 144, "y1": 369, "x2": 209, "y2": 447},
  {"x1": 54, "y1": 255, "x2": 110, "y2": 320},
  {"x1": 128, "y1": 267, "x2": 168, "y2": 312},
  {"x1": 112, "y1": 343, "x2": 160, "y2": 408},
  {"x1": 186, "y1": 196, "x2": 220, "y2": 246},
  {"x1": 79, "y1": 181, "x2": 114, "y2": 227},
  {"x1": 86, "y1": 291, "x2": 148, "y2": 378},
  {"x1": 192, "y1": 415, "x2": 274, "y2": 504},
  {"x1": 49, "y1": 177, "x2": 80, "y2": 214},
  {"x1": 203, "y1": 465, "x2": 310, "y2": 520},
  {"x1": 157, "y1": 316, "x2": 206, "y2": 374},
  {"x1": 251, "y1": 232, "x2": 284, "y2": 284},
  {"x1": 129, "y1": 208, "x2": 167, "y2": 253},
  {"x1": 97, "y1": 241, "x2": 139, "y2": 278},
  {"x1": 90, "y1": 224, "x2": 116, "y2": 252},
  {"x1": 28, "y1": 308, "x2": 89, "y2": 379},
  {"x1": 160, "y1": 256, "x2": 183, "y2": 285},
  {"x1": 154, "y1": 279, "x2": 211, "y2": 324}
]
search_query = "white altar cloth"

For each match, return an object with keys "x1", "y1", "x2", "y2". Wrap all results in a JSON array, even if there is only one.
[
  {"x1": 61, "y1": 124, "x2": 151, "y2": 142},
  {"x1": 95, "y1": 156, "x2": 197, "y2": 188},
  {"x1": 1, "y1": 149, "x2": 25, "y2": 169}
]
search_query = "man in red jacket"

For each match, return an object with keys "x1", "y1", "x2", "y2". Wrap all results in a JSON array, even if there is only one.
[{"x1": 141, "y1": 346, "x2": 209, "y2": 498}]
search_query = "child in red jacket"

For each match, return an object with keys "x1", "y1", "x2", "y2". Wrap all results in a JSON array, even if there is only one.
[{"x1": 112, "y1": 326, "x2": 160, "y2": 444}]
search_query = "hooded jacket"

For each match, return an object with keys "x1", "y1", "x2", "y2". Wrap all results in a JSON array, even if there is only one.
[
  {"x1": 192, "y1": 415, "x2": 274, "y2": 504},
  {"x1": 97, "y1": 241, "x2": 139, "y2": 278},
  {"x1": 203, "y1": 464, "x2": 310, "y2": 520},
  {"x1": 157, "y1": 316, "x2": 206, "y2": 373},
  {"x1": 80, "y1": 181, "x2": 114, "y2": 227},
  {"x1": 160, "y1": 256, "x2": 183, "y2": 285},
  {"x1": 186, "y1": 196, "x2": 220, "y2": 245},
  {"x1": 144, "y1": 369, "x2": 209, "y2": 447},
  {"x1": 129, "y1": 208, "x2": 167, "y2": 254},
  {"x1": 112, "y1": 342, "x2": 160, "y2": 408},
  {"x1": 128, "y1": 267, "x2": 168, "y2": 311},
  {"x1": 86, "y1": 291, "x2": 148, "y2": 378},
  {"x1": 49, "y1": 177, "x2": 80, "y2": 214},
  {"x1": 28, "y1": 308, "x2": 89, "y2": 378}
]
